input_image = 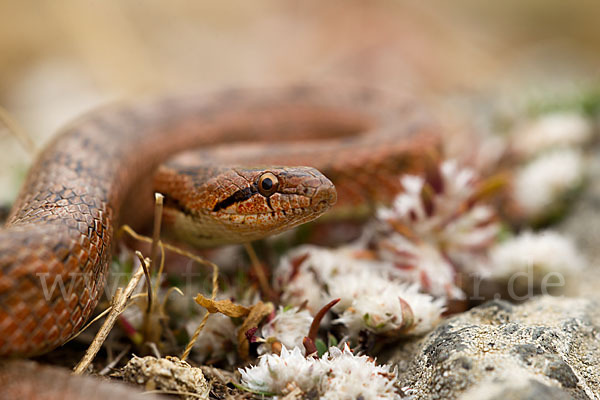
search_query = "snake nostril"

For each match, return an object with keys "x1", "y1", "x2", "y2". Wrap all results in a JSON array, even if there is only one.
[
  {"x1": 328, "y1": 189, "x2": 337, "y2": 206},
  {"x1": 317, "y1": 199, "x2": 329, "y2": 210},
  {"x1": 311, "y1": 181, "x2": 337, "y2": 211}
]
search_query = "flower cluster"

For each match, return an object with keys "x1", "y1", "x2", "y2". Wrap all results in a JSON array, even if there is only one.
[
  {"x1": 374, "y1": 160, "x2": 499, "y2": 298},
  {"x1": 275, "y1": 245, "x2": 444, "y2": 339},
  {"x1": 512, "y1": 148, "x2": 584, "y2": 220},
  {"x1": 511, "y1": 112, "x2": 592, "y2": 157},
  {"x1": 509, "y1": 111, "x2": 590, "y2": 221},
  {"x1": 489, "y1": 230, "x2": 585, "y2": 284},
  {"x1": 331, "y1": 274, "x2": 443, "y2": 337},
  {"x1": 239, "y1": 345, "x2": 401, "y2": 399}
]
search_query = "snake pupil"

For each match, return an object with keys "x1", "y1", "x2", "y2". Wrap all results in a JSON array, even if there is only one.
[
  {"x1": 258, "y1": 172, "x2": 278, "y2": 196},
  {"x1": 262, "y1": 178, "x2": 273, "y2": 190}
]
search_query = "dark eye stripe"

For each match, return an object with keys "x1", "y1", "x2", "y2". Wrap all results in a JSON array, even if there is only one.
[{"x1": 212, "y1": 185, "x2": 257, "y2": 212}]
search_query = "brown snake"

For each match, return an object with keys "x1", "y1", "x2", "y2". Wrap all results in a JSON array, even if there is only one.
[{"x1": 0, "y1": 86, "x2": 439, "y2": 360}]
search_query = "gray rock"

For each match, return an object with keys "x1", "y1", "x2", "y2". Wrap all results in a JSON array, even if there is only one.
[
  {"x1": 393, "y1": 297, "x2": 600, "y2": 400},
  {"x1": 461, "y1": 378, "x2": 573, "y2": 400}
]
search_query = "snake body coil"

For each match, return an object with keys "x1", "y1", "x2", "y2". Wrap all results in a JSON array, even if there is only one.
[{"x1": 0, "y1": 86, "x2": 439, "y2": 357}]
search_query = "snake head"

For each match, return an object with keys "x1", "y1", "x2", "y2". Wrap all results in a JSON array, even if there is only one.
[{"x1": 155, "y1": 165, "x2": 336, "y2": 247}]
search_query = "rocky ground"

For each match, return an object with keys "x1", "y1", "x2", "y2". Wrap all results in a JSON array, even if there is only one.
[{"x1": 393, "y1": 297, "x2": 599, "y2": 399}]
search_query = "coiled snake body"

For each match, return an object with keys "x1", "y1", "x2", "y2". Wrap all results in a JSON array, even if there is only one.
[{"x1": 0, "y1": 86, "x2": 439, "y2": 358}]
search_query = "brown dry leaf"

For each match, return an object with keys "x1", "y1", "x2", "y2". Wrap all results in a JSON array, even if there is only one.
[
  {"x1": 237, "y1": 301, "x2": 274, "y2": 360},
  {"x1": 194, "y1": 294, "x2": 250, "y2": 318}
]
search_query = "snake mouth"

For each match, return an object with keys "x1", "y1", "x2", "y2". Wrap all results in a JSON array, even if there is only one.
[
  {"x1": 163, "y1": 192, "x2": 334, "y2": 218},
  {"x1": 163, "y1": 202, "x2": 333, "y2": 248}
]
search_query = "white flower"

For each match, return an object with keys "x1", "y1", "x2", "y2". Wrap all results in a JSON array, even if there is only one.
[
  {"x1": 376, "y1": 163, "x2": 477, "y2": 241},
  {"x1": 257, "y1": 306, "x2": 313, "y2": 355},
  {"x1": 239, "y1": 346, "x2": 325, "y2": 395},
  {"x1": 513, "y1": 148, "x2": 584, "y2": 219},
  {"x1": 377, "y1": 160, "x2": 499, "y2": 252},
  {"x1": 513, "y1": 112, "x2": 592, "y2": 157},
  {"x1": 379, "y1": 161, "x2": 477, "y2": 232},
  {"x1": 330, "y1": 274, "x2": 444, "y2": 335},
  {"x1": 239, "y1": 345, "x2": 401, "y2": 399},
  {"x1": 320, "y1": 345, "x2": 400, "y2": 400},
  {"x1": 489, "y1": 230, "x2": 586, "y2": 283}
]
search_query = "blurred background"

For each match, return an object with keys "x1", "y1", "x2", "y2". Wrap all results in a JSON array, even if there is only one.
[{"x1": 1, "y1": 0, "x2": 599, "y2": 205}]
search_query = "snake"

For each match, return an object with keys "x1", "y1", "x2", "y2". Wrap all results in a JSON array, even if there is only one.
[{"x1": 0, "y1": 85, "x2": 439, "y2": 361}]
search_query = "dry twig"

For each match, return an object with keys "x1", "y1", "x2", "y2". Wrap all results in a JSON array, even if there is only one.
[
  {"x1": 116, "y1": 224, "x2": 222, "y2": 362},
  {"x1": 73, "y1": 252, "x2": 147, "y2": 375}
]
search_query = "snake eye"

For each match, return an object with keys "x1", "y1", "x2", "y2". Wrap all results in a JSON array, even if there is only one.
[{"x1": 257, "y1": 172, "x2": 278, "y2": 197}]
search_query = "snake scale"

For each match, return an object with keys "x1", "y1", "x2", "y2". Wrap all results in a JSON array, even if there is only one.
[{"x1": 0, "y1": 86, "x2": 439, "y2": 360}]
